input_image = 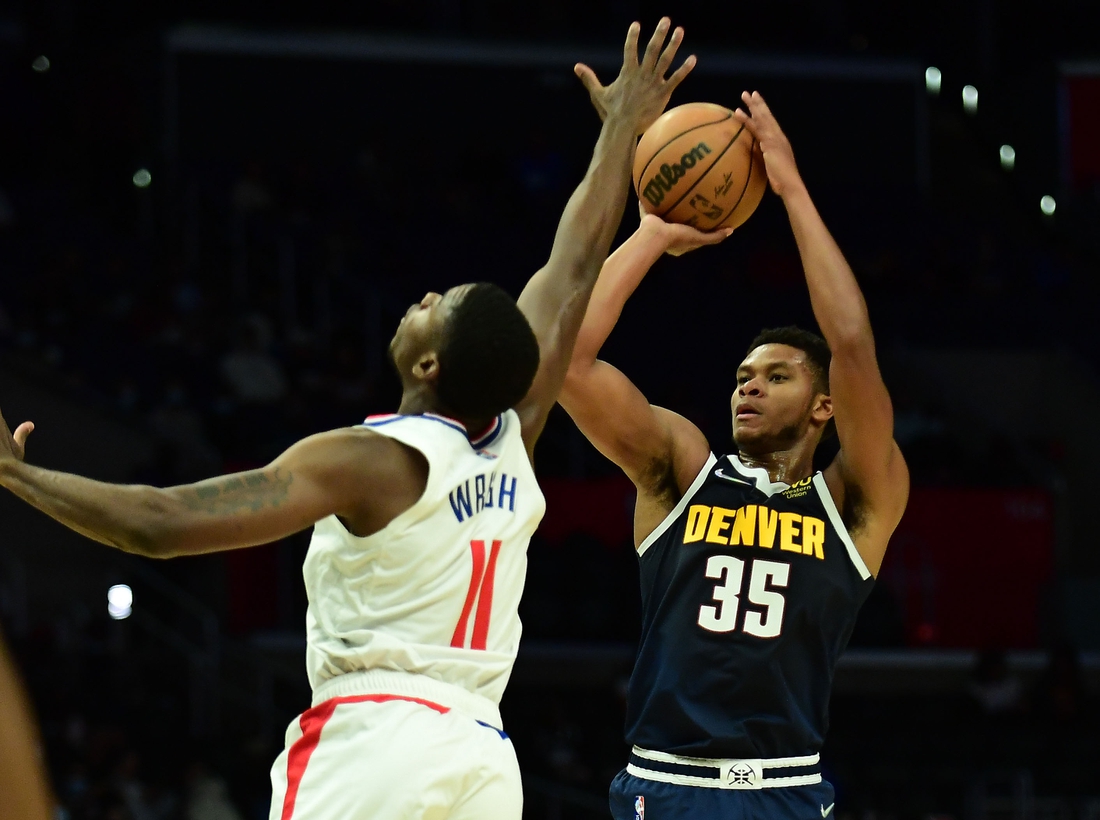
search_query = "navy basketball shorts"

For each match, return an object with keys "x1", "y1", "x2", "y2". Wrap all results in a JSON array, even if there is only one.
[{"x1": 609, "y1": 748, "x2": 836, "y2": 820}]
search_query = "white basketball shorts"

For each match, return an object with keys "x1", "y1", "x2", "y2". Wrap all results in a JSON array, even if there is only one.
[{"x1": 268, "y1": 694, "x2": 522, "y2": 820}]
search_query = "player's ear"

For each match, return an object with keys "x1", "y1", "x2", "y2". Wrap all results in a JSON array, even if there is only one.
[
  {"x1": 412, "y1": 351, "x2": 440, "y2": 383},
  {"x1": 812, "y1": 393, "x2": 833, "y2": 426}
]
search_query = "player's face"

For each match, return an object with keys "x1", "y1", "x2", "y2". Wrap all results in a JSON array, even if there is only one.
[
  {"x1": 731, "y1": 344, "x2": 831, "y2": 453},
  {"x1": 388, "y1": 285, "x2": 472, "y2": 380}
]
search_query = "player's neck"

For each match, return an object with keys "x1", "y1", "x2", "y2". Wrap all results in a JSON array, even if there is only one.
[
  {"x1": 396, "y1": 389, "x2": 492, "y2": 436},
  {"x1": 737, "y1": 446, "x2": 815, "y2": 486},
  {"x1": 396, "y1": 386, "x2": 447, "y2": 420}
]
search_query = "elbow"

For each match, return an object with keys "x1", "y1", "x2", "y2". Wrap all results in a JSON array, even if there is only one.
[
  {"x1": 119, "y1": 489, "x2": 185, "y2": 559},
  {"x1": 560, "y1": 368, "x2": 581, "y2": 407},
  {"x1": 561, "y1": 361, "x2": 592, "y2": 404},
  {"x1": 560, "y1": 254, "x2": 604, "y2": 292},
  {"x1": 823, "y1": 299, "x2": 874, "y2": 354},
  {"x1": 828, "y1": 326, "x2": 876, "y2": 358},
  {"x1": 124, "y1": 529, "x2": 175, "y2": 560},
  {"x1": 117, "y1": 522, "x2": 173, "y2": 560}
]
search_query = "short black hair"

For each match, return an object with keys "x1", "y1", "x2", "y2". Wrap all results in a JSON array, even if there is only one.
[
  {"x1": 436, "y1": 282, "x2": 540, "y2": 420},
  {"x1": 747, "y1": 326, "x2": 834, "y2": 439},
  {"x1": 746, "y1": 325, "x2": 831, "y2": 394}
]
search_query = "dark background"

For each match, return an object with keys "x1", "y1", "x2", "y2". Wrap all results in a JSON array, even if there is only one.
[{"x1": 1, "y1": 2, "x2": 1099, "y2": 818}]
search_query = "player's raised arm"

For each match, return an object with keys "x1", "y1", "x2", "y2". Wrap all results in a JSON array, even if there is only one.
[
  {"x1": 733, "y1": 91, "x2": 909, "y2": 574},
  {"x1": 0, "y1": 412, "x2": 418, "y2": 558},
  {"x1": 560, "y1": 214, "x2": 720, "y2": 495},
  {"x1": 513, "y1": 18, "x2": 695, "y2": 456}
]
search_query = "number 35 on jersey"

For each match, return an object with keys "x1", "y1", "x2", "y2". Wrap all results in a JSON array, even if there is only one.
[{"x1": 698, "y1": 557, "x2": 790, "y2": 639}]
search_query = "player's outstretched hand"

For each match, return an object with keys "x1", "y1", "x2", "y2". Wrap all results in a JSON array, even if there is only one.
[
  {"x1": 575, "y1": 18, "x2": 696, "y2": 135},
  {"x1": 639, "y1": 210, "x2": 733, "y2": 257},
  {"x1": 733, "y1": 91, "x2": 805, "y2": 199},
  {"x1": 0, "y1": 407, "x2": 33, "y2": 464}
]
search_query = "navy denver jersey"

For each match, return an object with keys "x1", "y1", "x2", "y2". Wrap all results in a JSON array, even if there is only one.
[{"x1": 625, "y1": 452, "x2": 874, "y2": 759}]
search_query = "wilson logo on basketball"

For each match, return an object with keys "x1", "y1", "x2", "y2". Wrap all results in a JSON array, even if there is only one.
[{"x1": 641, "y1": 142, "x2": 712, "y2": 208}]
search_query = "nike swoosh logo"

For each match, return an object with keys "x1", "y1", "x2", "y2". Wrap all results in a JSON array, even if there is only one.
[
  {"x1": 821, "y1": 803, "x2": 835, "y2": 818},
  {"x1": 713, "y1": 469, "x2": 752, "y2": 485}
]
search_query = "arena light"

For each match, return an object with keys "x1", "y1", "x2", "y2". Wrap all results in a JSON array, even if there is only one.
[
  {"x1": 1040, "y1": 195, "x2": 1056, "y2": 216},
  {"x1": 999, "y1": 145, "x2": 1016, "y2": 171},
  {"x1": 107, "y1": 584, "x2": 133, "y2": 620},
  {"x1": 32, "y1": 56, "x2": 50, "y2": 73},
  {"x1": 962, "y1": 85, "x2": 978, "y2": 114},
  {"x1": 924, "y1": 67, "x2": 942, "y2": 96},
  {"x1": 132, "y1": 168, "x2": 152, "y2": 189}
]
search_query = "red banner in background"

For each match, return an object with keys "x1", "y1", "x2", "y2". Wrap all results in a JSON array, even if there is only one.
[
  {"x1": 537, "y1": 475, "x2": 637, "y2": 548},
  {"x1": 537, "y1": 479, "x2": 1054, "y2": 649},
  {"x1": 881, "y1": 488, "x2": 1053, "y2": 649},
  {"x1": 225, "y1": 544, "x2": 280, "y2": 634},
  {"x1": 1066, "y1": 76, "x2": 1100, "y2": 188}
]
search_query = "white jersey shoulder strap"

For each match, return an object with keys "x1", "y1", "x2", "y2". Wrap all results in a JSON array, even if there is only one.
[{"x1": 359, "y1": 410, "x2": 517, "y2": 507}]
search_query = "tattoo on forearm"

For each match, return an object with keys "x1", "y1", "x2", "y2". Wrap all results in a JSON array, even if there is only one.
[{"x1": 184, "y1": 468, "x2": 294, "y2": 514}]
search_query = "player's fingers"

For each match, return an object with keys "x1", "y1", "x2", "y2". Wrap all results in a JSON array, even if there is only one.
[
  {"x1": 622, "y1": 21, "x2": 641, "y2": 65},
  {"x1": 13, "y1": 421, "x2": 33, "y2": 452},
  {"x1": 654, "y1": 26, "x2": 684, "y2": 76},
  {"x1": 664, "y1": 54, "x2": 696, "y2": 92},
  {"x1": 747, "y1": 90, "x2": 775, "y2": 121},
  {"x1": 574, "y1": 63, "x2": 602, "y2": 94},
  {"x1": 685, "y1": 227, "x2": 733, "y2": 246},
  {"x1": 641, "y1": 17, "x2": 671, "y2": 69},
  {"x1": 733, "y1": 107, "x2": 760, "y2": 138}
]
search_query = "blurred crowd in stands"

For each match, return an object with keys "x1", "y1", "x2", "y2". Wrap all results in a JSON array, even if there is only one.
[{"x1": 1, "y1": 145, "x2": 1093, "y2": 487}]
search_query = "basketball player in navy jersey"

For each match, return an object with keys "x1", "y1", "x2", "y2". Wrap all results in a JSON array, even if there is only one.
[
  {"x1": 0, "y1": 20, "x2": 703, "y2": 820},
  {"x1": 560, "y1": 90, "x2": 910, "y2": 818}
]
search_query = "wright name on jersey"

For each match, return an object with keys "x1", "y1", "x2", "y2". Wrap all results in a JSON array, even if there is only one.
[{"x1": 301, "y1": 410, "x2": 545, "y2": 729}]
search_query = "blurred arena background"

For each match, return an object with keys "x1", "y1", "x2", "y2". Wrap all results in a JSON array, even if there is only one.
[{"x1": 1, "y1": 2, "x2": 1099, "y2": 818}]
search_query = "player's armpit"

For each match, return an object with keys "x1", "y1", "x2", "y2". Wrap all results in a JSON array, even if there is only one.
[
  {"x1": 825, "y1": 443, "x2": 908, "y2": 578},
  {"x1": 560, "y1": 358, "x2": 709, "y2": 496},
  {"x1": 826, "y1": 342, "x2": 910, "y2": 575}
]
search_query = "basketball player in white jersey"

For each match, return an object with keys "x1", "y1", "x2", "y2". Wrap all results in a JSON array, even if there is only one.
[{"x1": 0, "y1": 19, "x2": 701, "y2": 820}]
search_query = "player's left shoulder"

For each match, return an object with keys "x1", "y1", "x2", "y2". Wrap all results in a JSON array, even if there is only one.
[
  {"x1": 823, "y1": 443, "x2": 910, "y2": 577},
  {"x1": 306, "y1": 425, "x2": 427, "y2": 483}
]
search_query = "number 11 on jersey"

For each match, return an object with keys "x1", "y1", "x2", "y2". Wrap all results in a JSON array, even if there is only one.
[{"x1": 451, "y1": 540, "x2": 502, "y2": 650}]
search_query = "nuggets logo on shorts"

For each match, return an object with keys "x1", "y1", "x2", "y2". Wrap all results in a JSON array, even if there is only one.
[
  {"x1": 728, "y1": 762, "x2": 754, "y2": 785},
  {"x1": 634, "y1": 795, "x2": 645, "y2": 820}
]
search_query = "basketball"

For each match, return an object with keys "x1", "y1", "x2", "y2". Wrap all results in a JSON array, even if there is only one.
[{"x1": 633, "y1": 102, "x2": 767, "y2": 232}]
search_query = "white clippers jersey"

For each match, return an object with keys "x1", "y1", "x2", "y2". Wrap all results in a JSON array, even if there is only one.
[{"x1": 302, "y1": 410, "x2": 545, "y2": 708}]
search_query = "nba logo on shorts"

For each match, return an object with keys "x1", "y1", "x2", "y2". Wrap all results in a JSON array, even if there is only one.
[{"x1": 634, "y1": 795, "x2": 645, "y2": 820}]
